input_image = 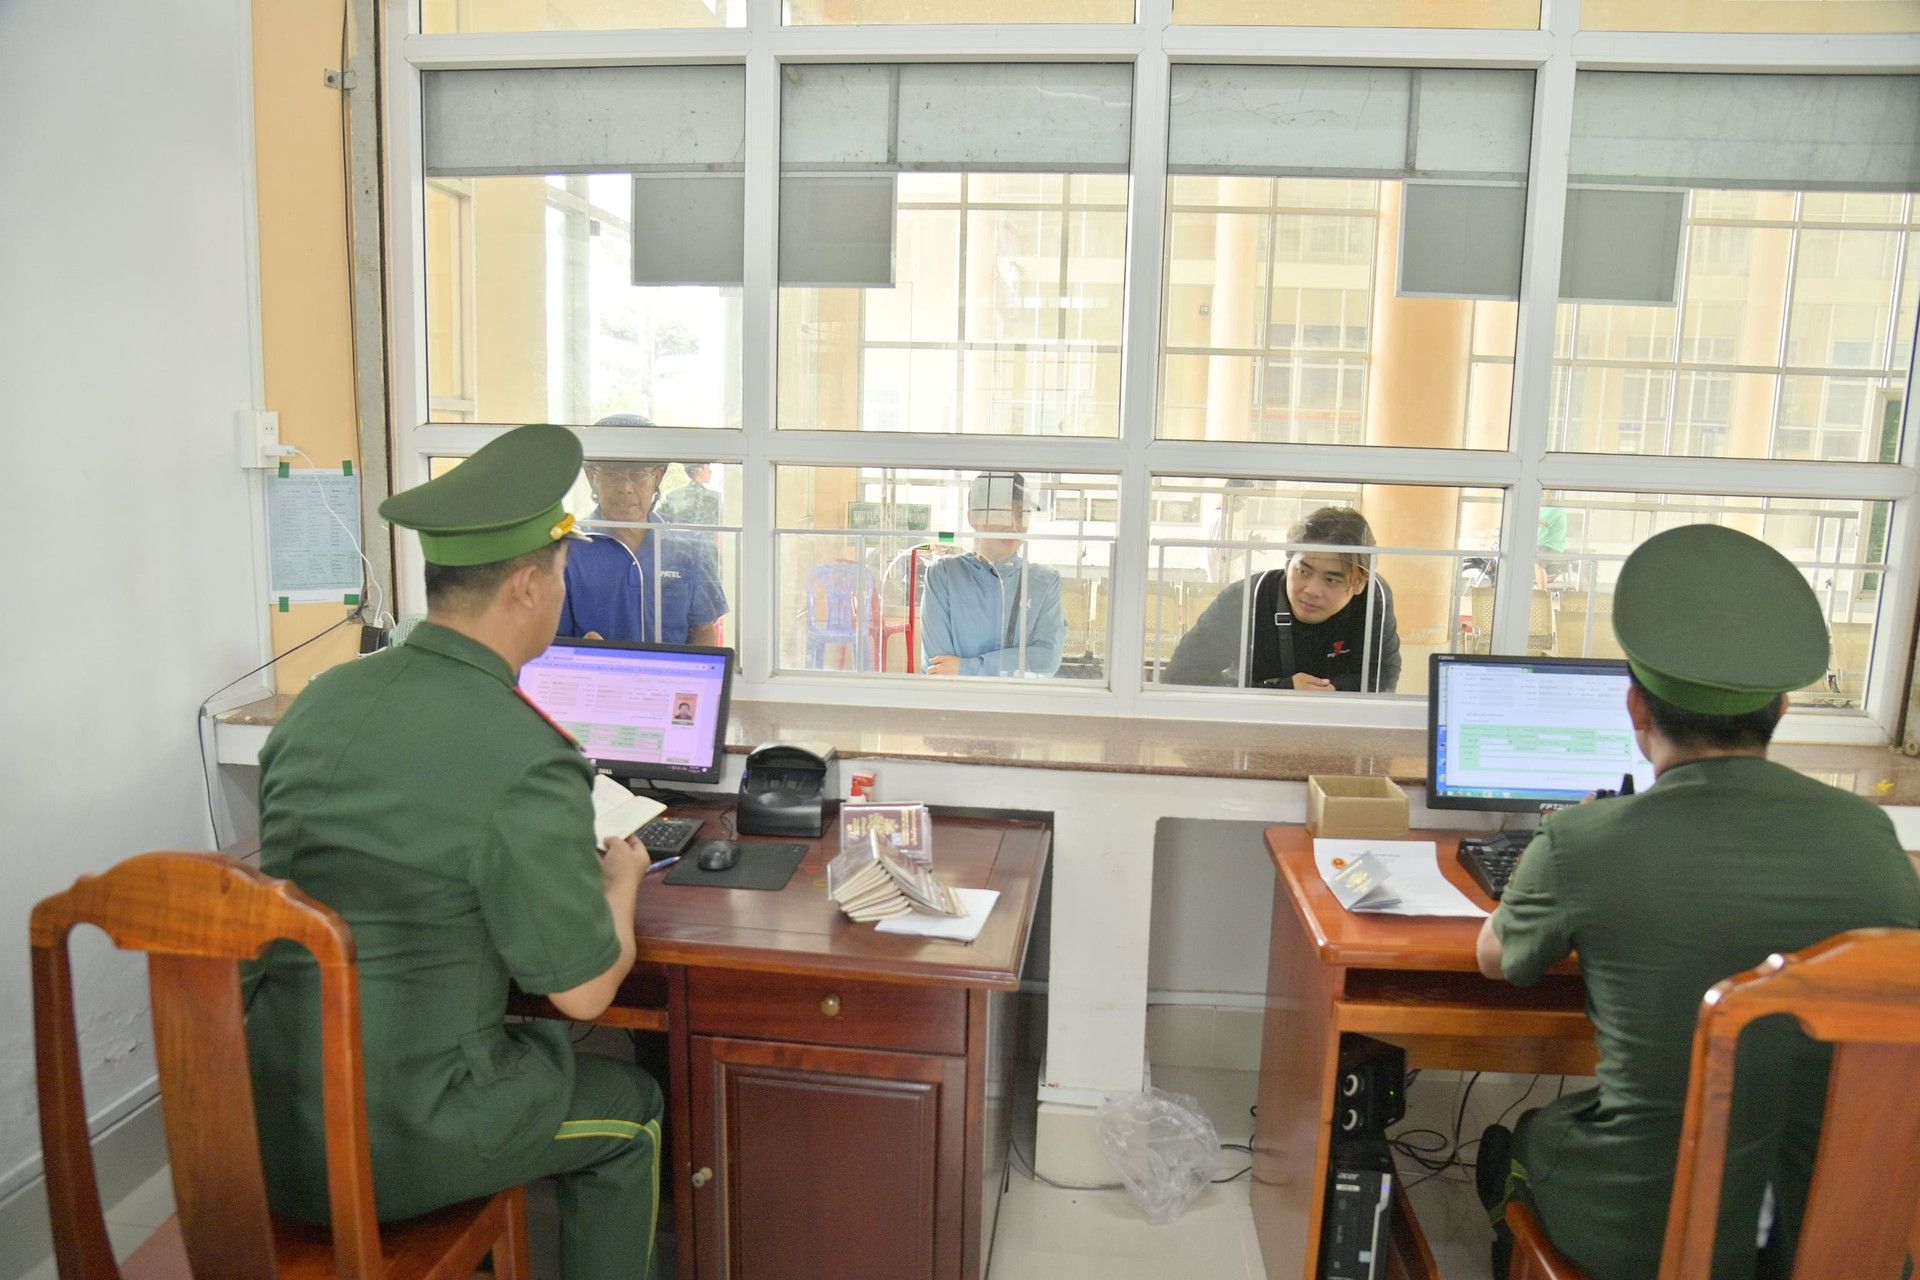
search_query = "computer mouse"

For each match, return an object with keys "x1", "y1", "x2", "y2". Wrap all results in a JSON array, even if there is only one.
[{"x1": 696, "y1": 841, "x2": 739, "y2": 873}]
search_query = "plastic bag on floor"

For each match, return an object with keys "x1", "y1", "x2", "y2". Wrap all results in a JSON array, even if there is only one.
[{"x1": 1096, "y1": 1087, "x2": 1223, "y2": 1224}]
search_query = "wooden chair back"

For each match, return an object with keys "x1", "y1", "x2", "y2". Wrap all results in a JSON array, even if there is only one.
[
  {"x1": 1660, "y1": 927, "x2": 1920, "y2": 1280},
  {"x1": 32, "y1": 852, "x2": 383, "y2": 1280}
]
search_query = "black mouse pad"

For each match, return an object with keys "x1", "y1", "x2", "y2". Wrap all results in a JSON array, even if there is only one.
[{"x1": 662, "y1": 840, "x2": 808, "y2": 891}]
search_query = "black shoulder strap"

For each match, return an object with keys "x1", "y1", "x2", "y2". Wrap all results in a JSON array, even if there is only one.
[{"x1": 1246, "y1": 569, "x2": 1293, "y2": 688}]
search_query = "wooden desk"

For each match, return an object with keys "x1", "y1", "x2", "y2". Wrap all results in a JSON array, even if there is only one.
[
  {"x1": 587, "y1": 805, "x2": 1050, "y2": 1280},
  {"x1": 1252, "y1": 827, "x2": 1596, "y2": 1280}
]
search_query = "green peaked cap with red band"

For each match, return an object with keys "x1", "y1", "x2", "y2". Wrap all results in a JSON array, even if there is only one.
[
  {"x1": 1612, "y1": 524, "x2": 1829, "y2": 716},
  {"x1": 379, "y1": 425, "x2": 589, "y2": 567}
]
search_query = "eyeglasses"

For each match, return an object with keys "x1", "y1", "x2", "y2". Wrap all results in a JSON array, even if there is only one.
[{"x1": 586, "y1": 463, "x2": 668, "y2": 490}]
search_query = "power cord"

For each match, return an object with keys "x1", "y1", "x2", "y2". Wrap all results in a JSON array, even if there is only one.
[{"x1": 197, "y1": 610, "x2": 360, "y2": 847}]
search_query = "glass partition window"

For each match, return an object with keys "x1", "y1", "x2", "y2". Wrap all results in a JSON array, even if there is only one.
[
  {"x1": 1553, "y1": 74, "x2": 1920, "y2": 461},
  {"x1": 422, "y1": 0, "x2": 744, "y2": 34},
  {"x1": 777, "y1": 65, "x2": 1132, "y2": 436},
  {"x1": 776, "y1": 467, "x2": 1117, "y2": 680},
  {"x1": 1170, "y1": 0, "x2": 1539, "y2": 26},
  {"x1": 785, "y1": 0, "x2": 1132, "y2": 21},
  {"x1": 429, "y1": 456, "x2": 742, "y2": 648},
  {"x1": 1146, "y1": 478, "x2": 1504, "y2": 698},
  {"x1": 422, "y1": 67, "x2": 745, "y2": 428},
  {"x1": 1160, "y1": 67, "x2": 1533, "y2": 447},
  {"x1": 1539, "y1": 490, "x2": 1888, "y2": 708},
  {"x1": 1581, "y1": 0, "x2": 1920, "y2": 33}
]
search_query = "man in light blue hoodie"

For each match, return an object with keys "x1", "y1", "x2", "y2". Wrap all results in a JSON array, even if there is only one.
[{"x1": 922, "y1": 472, "x2": 1064, "y2": 678}]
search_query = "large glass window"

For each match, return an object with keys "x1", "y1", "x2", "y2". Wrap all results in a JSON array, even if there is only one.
[
  {"x1": 1170, "y1": 0, "x2": 1539, "y2": 27},
  {"x1": 776, "y1": 467, "x2": 1117, "y2": 680},
  {"x1": 422, "y1": 0, "x2": 744, "y2": 34},
  {"x1": 777, "y1": 65, "x2": 1132, "y2": 436},
  {"x1": 1146, "y1": 478, "x2": 1503, "y2": 699},
  {"x1": 421, "y1": 67, "x2": 745, "y2": 428},
  {"x1": 1554, "y1": 74, "x2": 1920, "y2": 462},
  {"x1": 1160, "y1": 67, "x2": 1532, "y2": 447},
  {"x1": 785, "y1": 0, "x2": 1132, "y2": 22},
  {"x1": 1580, "y1": 0, "x2": 1920, "y2": 33},
  {"x1": 1538, "y1": 490, "x2": 1888, "y2": 708}
]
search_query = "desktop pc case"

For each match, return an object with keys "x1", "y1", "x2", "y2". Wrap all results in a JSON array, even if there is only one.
[{"x1": 1321, "y1": 1138, "x2": 1395, "y2": 1280}]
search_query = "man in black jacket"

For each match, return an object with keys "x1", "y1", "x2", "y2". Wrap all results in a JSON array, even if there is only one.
[{"x1": 1163, "y1": 506, "x2": 1401, "y2": 692}]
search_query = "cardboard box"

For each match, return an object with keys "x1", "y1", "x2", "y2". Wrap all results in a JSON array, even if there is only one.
[{"x1": 1306, "y1": 776, "x2": 1409, "y2": 839}]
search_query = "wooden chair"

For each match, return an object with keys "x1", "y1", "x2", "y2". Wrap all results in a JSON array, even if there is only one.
[
  {"x1": 32, "y1": 851, "x2": 528, "y2": 1280},
  {"x1": 1508, "y1": 927, "x2": 1920, "y2": 1280}
]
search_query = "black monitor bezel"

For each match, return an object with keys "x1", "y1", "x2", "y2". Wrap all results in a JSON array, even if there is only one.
[
  {"x1": 524, "y1": 636, "x2": 735, "y2": 787},
  {"x1": 1426, "y1": 651, "x2": 1637, "y2": 814}
]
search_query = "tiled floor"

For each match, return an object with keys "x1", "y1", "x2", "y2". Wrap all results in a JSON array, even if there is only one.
[{"x1": 20, "y1": 1067, "x2": 1581, "y2": 1280}]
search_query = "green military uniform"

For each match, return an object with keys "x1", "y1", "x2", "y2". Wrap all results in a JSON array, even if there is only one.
[
  {"x1": 246, "y1": 426, "x2": 663, "y2": 1280},
  {"x1": 1488, "y1": 525, "x2": 1920, "y2": 1280}
]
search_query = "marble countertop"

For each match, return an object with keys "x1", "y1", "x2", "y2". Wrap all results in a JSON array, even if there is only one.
[{"x1": 218, "y1": 694, "x2": 1920, "y2": 804}]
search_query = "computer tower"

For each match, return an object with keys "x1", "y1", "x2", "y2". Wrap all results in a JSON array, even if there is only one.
[
  {"x1": 1321, "y1": 1137, "x2": 1395, "y2": 1280},
  {"x1": 1334, "y1": 1035, "x2": 1407, "y2": 1139}
]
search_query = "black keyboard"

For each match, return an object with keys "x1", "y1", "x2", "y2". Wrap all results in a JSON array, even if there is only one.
[
  {"x1": 638, "y1": 815, "x2": 703, "y2": 858},
  {"x1": 1457, "y1": 832, "x2": 1533, "y2": 900}
]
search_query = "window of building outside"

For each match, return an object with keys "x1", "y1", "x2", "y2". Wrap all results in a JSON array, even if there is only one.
[
  {"x1": 1160, "y1": 67, "x2": 1532, "y2": 449},
  {"x1": 1146, "y1": 478, "x2": 1503, "y2": 699},
  {"x1": 776, "y1": 467, "x2": 1116, "y2": 681},
  {"x1": 430, "y1": 456, "x2": 742, "y2": 647},
  {"x1": 777, "y1": 64, "x2": 1132, "y2": 437},
  {"x1": 421, "y1": 66, "x2": 745, "y2": 429}
]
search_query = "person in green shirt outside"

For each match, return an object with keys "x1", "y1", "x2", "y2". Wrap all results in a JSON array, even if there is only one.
[
  {"x1": 657, "y1": 461, "x2": 722, "y2": 527},
  {"x1": 1474, "y1": 524, "x2": 1920, "y2": 1280},
  {"x1": 1535, "y1": 504, "x2": 1569, "y2": 589},
  {"x1": 245, "y1": 425, "x2": 666, "y2": 1280}
]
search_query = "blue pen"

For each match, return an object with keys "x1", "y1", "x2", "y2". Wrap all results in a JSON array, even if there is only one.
[{"x1": 648, "y1": 856, "x2": 680, "y2": 874}]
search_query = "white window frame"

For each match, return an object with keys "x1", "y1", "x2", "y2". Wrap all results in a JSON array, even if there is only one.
[{"x1": 382, "y1": 0, "x2": 1920, "y2": 743}]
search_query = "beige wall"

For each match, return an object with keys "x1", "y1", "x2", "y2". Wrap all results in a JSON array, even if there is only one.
[{"x1": 253, "y1": 0, "x2": 365, "y2": 691}]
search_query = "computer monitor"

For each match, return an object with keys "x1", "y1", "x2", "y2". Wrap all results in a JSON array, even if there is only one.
[
  {"x1": 518, "y1": 638, "x2": 735, "y2": 787},
  {"x1": 1427, "y1": 653, "x2": 1656, "y2": 814}
]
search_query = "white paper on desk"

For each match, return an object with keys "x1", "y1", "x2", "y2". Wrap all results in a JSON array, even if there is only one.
[
  {"x1": 1313, "y1": 840, "x2": 1488, "y2": 918},
  {"x1": 874, "y1": 888, "x2": 999, "y2": 942}
]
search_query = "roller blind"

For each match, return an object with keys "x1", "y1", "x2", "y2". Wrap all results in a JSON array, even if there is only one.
[
  {"x1": 422, "y1": 65, "x2": 746, "y2": 176},
  {"x1": 423, "y1": 65, "x2": 747, "y2": 288},
  {"x1": 1570, "y1": 72, "x2": 1920, "y2": 192},
  {"x1": 778, "y1": 63, "x2": 1134, "y2": 286},
  {"x1": 1167, "y1": 66, "x2": 1533, "y2": 181}
]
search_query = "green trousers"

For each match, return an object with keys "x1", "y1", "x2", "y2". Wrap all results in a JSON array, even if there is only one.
[{"x1": 418, "y1": 1053, "x2": 664, "y2": 1280}]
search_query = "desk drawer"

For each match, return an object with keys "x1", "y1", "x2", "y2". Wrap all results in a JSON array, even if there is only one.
[{"x1": 687, "y1": 969, "x2": 966, "y2": 1056}]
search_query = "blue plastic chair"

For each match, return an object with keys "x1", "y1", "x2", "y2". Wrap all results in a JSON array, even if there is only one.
[{"x1": 804, "y1": 560, "x2": 880, "y2": 671}]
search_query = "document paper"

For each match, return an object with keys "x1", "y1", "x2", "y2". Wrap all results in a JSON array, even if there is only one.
[
  {"x1": 874, "y1": 887, "x2": 1000, "y2": 942},
  {"x1": 1313, "y1": 839, "x2": 1488, "y2": 918}
]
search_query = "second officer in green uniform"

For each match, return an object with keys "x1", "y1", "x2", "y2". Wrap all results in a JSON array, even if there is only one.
[
  {"x1": 246, "y1": 425, "x2": 665, "y2": 1280},
  {"x1": 1475, "y1": 524, "x2": 1920, "y2": 1280}
]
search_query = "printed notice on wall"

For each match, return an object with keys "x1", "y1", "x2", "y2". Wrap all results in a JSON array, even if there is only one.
[{"x1": 267, "y1": 469, "x2": 363, "y2": 601}]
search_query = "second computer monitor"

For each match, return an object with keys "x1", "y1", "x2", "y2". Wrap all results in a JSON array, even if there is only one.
[
  {"x1": 1428, "y1": 653, "x2": 1656, "y2": 814},
  {"x1": 518, "y1": 638, "x2": 735, "y2": 787}
]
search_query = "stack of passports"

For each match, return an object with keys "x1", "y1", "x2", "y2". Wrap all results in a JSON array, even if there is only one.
[{"x1": 828, "y1": 833, "x2": 966, "y2": 923}]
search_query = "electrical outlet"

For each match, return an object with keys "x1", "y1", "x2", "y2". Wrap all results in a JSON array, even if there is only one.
[{"x1": 235, "y1": 409, "x2": 291, "y2": 469}]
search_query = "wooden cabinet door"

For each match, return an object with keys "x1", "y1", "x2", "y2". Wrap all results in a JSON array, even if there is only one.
[{"x1": 689, "y1": 1034, "x2": 967, "y2": 1280}]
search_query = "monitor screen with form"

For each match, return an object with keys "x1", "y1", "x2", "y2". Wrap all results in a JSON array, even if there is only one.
[
  {"x1": 518, "y1": 638, "x2": 735, "y2": 786},
  {"x1": 1427, "y1": 653, "x2": 1656, "y2": 813}
]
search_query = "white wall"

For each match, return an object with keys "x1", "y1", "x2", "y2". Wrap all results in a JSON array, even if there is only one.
[{"x1": 0, "y1": 0, "x2": 263, "y2": 1197}]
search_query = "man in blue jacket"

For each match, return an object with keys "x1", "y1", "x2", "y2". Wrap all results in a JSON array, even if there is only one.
[{"x1": 921, "y1": 471, "x2": 1064, "y2": 678}]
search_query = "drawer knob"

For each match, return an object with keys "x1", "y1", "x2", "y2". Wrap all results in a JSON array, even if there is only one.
[
  {"x1": 692, "y1": 1167, "x2": 713, "y2": 1188},
  {"x1": 820, "y1": 993, "x2": 842, "y2": 1017}
]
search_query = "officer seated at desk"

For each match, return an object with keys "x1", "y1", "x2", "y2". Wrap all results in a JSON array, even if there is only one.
[
  {"x1": 246, "y1": 425, "x2": 665, "y2": 1280},
  {"x1": 1473, "y1": 525, "x2": 1920, "y2": 1280}
]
